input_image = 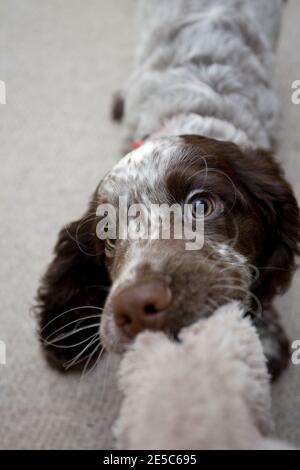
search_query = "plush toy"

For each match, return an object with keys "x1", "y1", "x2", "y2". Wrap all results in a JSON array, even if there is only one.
[{"x1": 114, "y1": 302, "x2": 295, "y2": 450}]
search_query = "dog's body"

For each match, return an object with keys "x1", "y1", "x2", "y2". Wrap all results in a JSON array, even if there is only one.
[
  {"x1": 37, "y1": 0, "x2": 299, "y2": 380},
  {"x1": 120, "y1": 0, "x2": 284, "y2": 152}
]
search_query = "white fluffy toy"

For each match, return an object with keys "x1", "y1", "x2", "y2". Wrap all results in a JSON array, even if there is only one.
[{"x1": 114, "y1": 302, "x2": 295, "y2": 450}]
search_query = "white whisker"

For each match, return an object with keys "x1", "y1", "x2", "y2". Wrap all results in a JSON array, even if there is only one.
[
  {"x1": 44, "y1": 324, "x2": 100, "y2": 348},
  {"x1": 40, "y1": 306, "x2": 103, "y2": 333},
  {"x1": 63, "y1": 335, "x2": 100, "y2": 370},
  {"x1": 44, "y1": 317, "x2": 100, "y2": 342}
]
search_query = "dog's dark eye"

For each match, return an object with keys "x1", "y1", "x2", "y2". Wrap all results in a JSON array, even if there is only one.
[
  {"x1": 190, "y1": 193, "x2": 215, "y2": 218},
  {"x1": 105, "y1": 238, "x2": 117, "y2": 253}
]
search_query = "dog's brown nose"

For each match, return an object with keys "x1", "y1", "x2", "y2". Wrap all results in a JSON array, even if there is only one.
[{"x1": 113, "y1": 279, "x2": 172, "y2": 338}]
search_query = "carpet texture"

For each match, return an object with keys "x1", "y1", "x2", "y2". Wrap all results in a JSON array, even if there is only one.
[{"x1": 0, "y1": 0, "x2": 299, "y2": 449}]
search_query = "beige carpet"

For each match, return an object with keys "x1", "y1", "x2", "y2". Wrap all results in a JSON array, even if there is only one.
[{"x1": 0, "y1": 0, "x2": 299, "y2": 449}]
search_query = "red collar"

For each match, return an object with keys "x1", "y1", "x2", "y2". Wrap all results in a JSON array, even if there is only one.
[{"x1": 131, "y1": 139, "x2": 145, "y2": 151}]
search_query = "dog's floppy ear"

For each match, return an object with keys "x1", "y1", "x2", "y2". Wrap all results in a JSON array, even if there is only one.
[
  {"x1": 234, "y1": 149, "x2": 300, "y2": 304},
  {"x1": 36, "y1": 204, "x2": 110, "y2": 371}
]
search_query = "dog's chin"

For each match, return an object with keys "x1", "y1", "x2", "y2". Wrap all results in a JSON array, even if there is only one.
[
  {"x1": 100, "y1": 316, "x2": 130, "y2": 354},
  {"x1": 103, "y1": 339, "x2": 128, "y2": 355}
]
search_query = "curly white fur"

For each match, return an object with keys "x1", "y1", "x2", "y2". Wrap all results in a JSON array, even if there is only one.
[
  {"x1": 114, "y1": 302, "x2": 295, "y2": 450},
  {"x1": 122, "y1": 0, "x2": 285, "y2": 151}
]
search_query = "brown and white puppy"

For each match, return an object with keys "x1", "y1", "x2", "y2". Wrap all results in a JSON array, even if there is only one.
[{"x1": 36, "y1": 135, "x2": 300, "y2": 379}]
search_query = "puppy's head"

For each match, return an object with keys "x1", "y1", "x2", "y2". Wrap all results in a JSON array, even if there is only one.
[{"x1": 36, "y1": 136, "x2": 300, "y2": 366}]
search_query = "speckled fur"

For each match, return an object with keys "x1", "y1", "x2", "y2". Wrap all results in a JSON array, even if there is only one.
[{"x1": 120, "y1": 0, "x2": 285, "y2": 151}]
